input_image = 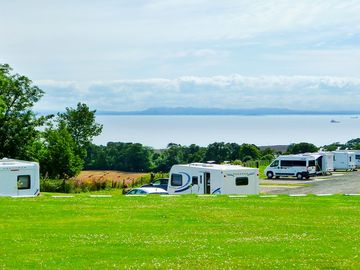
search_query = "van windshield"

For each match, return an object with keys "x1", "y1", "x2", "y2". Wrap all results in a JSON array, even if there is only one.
[{"x1": 270, "y1": 160, "x2": 279, "y2": 167}]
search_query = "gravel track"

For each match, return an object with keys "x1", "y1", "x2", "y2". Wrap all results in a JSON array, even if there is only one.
[{"x1": 260, "y1": 171, "x2": 360, "y2": 194}]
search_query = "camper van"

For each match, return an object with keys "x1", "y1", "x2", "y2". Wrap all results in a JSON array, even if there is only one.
[
  {"x1": 264, "y1": 155, "x2": 316, "y2": 180},
  {"x1": 0, "y1": 158, "x2": 40, "y2": 197},
  {"x1": 332, "y1": 151, "x2": 356, "y2": 171},
  {"x1": 167, "y1": 163, "x2": 259, "y2": 195}
]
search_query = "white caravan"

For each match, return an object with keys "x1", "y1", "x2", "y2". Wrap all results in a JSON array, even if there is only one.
[
  {"x1": 167, "y1": 163, "x2": 259, "y2": 195},
  {"x1": 353, "y1": 150, "x2": 360, "y2": 167},
  {"x1": 0, "y1": 158, "x2": 40, "y2": 197},
  {"x1": 332, "y1": 151, "x2": 356, "y2": 171},
  {"x1": 264, "y1": 155, "x2": 317, "y2": 180},
  {"x1": 304, "y1": 152, "x2": 334, "y2": 175}
]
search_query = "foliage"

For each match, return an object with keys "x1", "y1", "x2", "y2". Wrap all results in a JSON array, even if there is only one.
[
  {"x1": 0, "y1": 64, "x2": 49, "y2": 159},
  {"x1": 85, "y1": 142, "x2": 153, "y2": 172},
  {"x1": 39, "y1": 123, "x2": 84, "y2": 179},
  {"x1": 1, "y1": 195, "x2": 360, "y2": 269},
  {"x1": 345, "y1": 138, "x2": 360, "y2": 150},
  {"x1": 238, "y1": 143, "x2": 261, "y2": 161},
  {"x1": 57, "y1": 102, "x2": 103, "y2": 158},
  {"x1": 322, "y1": 142, "x2": 343, "y2": 151},
  {"x1": 287, "y1": 142, "x2": 318, "y2": 154},
  {"x1": 203, "y1": 142, "x2": 231, "y2": 163}
]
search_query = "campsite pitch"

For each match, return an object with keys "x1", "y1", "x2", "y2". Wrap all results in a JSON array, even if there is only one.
[{"x1": 1, "y1": 194, "x2": 360, "y2": 269}]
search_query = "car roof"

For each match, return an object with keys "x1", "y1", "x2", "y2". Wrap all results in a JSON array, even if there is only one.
[{"x1": 133, "y1": 187, "x2": 167, "y2": 193}]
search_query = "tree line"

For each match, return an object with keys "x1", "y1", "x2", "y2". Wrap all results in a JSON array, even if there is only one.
[{"x1": 84, "y1": 142, "x2": 278, "y2": 172}]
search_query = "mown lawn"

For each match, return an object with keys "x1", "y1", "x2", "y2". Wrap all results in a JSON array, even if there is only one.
[{"x1": 1, "y1": 193, "x2": 360, "y2": 269}]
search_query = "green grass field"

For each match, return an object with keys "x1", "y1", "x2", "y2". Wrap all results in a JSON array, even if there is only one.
[{"x1": 1, "y1": 193, "x2": 360, "y2": 269}]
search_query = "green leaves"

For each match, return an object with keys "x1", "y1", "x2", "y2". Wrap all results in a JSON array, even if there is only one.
[{"x1": 0, "y1": 63, "x2": 45, "y2": 159}]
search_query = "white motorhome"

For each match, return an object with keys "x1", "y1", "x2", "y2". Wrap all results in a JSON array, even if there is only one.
[
  {"x1": 264, "y1": 155, "x2": 316, "y2": 180},
  {"x1": 167, "y1": 163, "x2": 259, "y2": 195},
  {"x1": 0, "y1": 158, "x2": 40, "y2": 197},
  {"x1": 332, "y1": 151, "x2": 356, "y2": 171}
]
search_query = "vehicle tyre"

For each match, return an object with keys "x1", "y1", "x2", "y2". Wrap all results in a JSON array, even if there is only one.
[
  {"x1": 267, "y1": 171, "x2": 274, "y2": 179},
  {"x1": 305, "y1": 176, "x2": 310, "y2": 180},
  {"x1": 296, "y1": 173, "x2": 303, "y2": 180}
]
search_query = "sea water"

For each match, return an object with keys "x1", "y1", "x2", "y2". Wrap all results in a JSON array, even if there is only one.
[{"x1": 93, "y1": 115, "x2": 360, "y2": 148}]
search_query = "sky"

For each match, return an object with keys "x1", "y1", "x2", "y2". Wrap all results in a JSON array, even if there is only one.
[{"x1": 1, "y1": 0, "x2": 360, "y2": 112}]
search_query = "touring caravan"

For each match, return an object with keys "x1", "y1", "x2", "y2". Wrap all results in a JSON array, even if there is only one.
[
  {"x1": 353, "y1": 150, "x2": 360, "y2": 167},
  {"x1": 167, "y1": 163, "x2": 259, "y2": 195},
  {"x1": 332, "y1": 151, "x2": 356, "y2": 171},
  {"x1": 303, "y1": 152, "x2": 334, "y2": 175},
  {"x1": 0, "y1": 158, "x2": 40, "y2": 197},
  {"x1": 264, "y1": 155, "x2": 317, "y2": 180}
]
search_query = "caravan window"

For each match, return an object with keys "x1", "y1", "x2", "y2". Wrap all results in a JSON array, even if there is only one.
[
  {"x1": 235, "y1": 177, "x2": 248, "y2": 186},
  {"x1": 17, "y1": 175, "x2": 31, "y2": 189},
  {"x1": 192, "y1": 176, "x2": 198, "y2": 185},
  {"x1": 356, "y1": 155, "x2": 360, "y2": 160},
  {"x1": 171, "y1": 174, "x2": 183, "y2": 186}
]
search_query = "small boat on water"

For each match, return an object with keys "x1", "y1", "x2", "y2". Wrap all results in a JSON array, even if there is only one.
[{"x1": 330, "y1": 119, "x2": 340, "y2": 123}]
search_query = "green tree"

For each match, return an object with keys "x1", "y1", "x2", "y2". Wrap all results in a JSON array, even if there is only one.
[
  {"x1": 287, "y1": 142, "x2": 318, "y2": 154},
  {"x1": 322, "y1": 142, "x2": 343, "y2": 151},
  {"x1": 154, "y1": 143, "x2": 185, "y2": 172},
  {"x1": 239, "y1": 144, "x2": 261, "y2": 161},
  {"x1": 39, "y1": 123, "x2": 83, "y2": 179},
  {"x1": 0, "y1": 64, "x2": 48, "y2": 159},
  {"x1": 345, "y1": 138, "x2": 360, "y2": 149},
  {"x1": 203, "y1": 142, "x2": 231, "y2": 163},
  {"x1": 57, "y1": 102, "x2": 103, "y2": 158}
]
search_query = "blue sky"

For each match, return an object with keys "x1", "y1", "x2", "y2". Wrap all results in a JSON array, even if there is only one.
[{"x1": 1, "y1": 0, "x2": 360, "y2": 111}]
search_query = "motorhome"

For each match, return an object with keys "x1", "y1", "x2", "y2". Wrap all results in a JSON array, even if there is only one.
[
  {"x1": 167, "y1": 163, "x2": 259, "y2": 195},
  {"x1": 264, "y1": 155, "x2": 316, "y2": 180},
  {"x1": 332, "y1": 151, "x2": 356, "y2": 171},
  {"x1": 0, "y1": 158, "x2": 40, "y2": 197}
]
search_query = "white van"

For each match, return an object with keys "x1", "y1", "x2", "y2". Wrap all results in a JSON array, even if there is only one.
[
  {"x1": 264, "y1": 155, "x2": 316, "y2": 180},
  {"x1": 168, "y1": 163, "x2": 259, "y2": 195}
]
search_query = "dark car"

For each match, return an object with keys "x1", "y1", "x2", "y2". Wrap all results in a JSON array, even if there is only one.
[{"x1": 141, "y1": 178, "x2": 169, "y2": 191}]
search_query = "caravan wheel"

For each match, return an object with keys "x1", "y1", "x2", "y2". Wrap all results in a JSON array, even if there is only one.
[
  {"x1": 296, "y1": 173, "x2": 303, "y2": 180},
  {"x1": 266, "y1": 171, "x2": 274, "y2": 179}
]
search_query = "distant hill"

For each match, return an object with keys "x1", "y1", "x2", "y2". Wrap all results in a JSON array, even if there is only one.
[{"x1": 96, "y1": 107, "x2": 360, "y2": 116}]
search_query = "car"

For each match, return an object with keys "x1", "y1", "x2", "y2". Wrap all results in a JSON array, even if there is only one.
[
  {"x1": 141, "y1": 178, "x2": 169, "y2": 190},
  {"x1": 125, "y1": 187, "x2": 168, "y2": 195}
]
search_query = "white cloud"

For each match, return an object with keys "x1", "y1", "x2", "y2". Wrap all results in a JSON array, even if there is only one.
[{"x1": 34, "y1": 75, "x2": 360, "y2": 112}]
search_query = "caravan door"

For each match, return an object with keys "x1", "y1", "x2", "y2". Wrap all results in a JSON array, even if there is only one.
[
  {"x1": 204, "y1": 172, "x2": 211, "y2": 194},
  {"x1": 0, "y1": 171, "x2": 17, "y2": 196}
]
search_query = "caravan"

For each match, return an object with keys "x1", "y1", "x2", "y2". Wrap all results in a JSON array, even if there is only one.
[
  {"x1": 167, "y1": 163, "x2": 259, "y2": 195},
  {"x1": 332, "y1": 151, "x2": 356, "y2": 171},
  {"x1": 0, "y1": 158, "x2": 40, "y2": 197},
  {"x1": 353, "y1": 150, "x2": 360, "y2": 167},
  {"x1": 303, "y1": 152, "x2": 334, "y2": 175}
]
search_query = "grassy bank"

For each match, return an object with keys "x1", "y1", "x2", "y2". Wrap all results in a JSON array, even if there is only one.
[{"x1": 1, "y1": 194, "x2": 360, "y2": 269}]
